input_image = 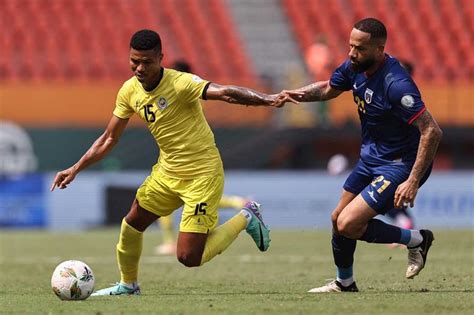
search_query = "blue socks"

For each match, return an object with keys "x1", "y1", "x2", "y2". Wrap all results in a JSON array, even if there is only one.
[
  {"x1": 359, "y1": 219, "x2": 402, "y2": 243},
  {"x1": 359, "y1": 219, "x2": 423, "y2": 246}
]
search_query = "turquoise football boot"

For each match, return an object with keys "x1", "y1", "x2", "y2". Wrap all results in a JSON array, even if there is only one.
[
  {"x1": 243, "y1": 201, "x2": 271, "y2": 251},
  {"x1": 91, "y1": 283, "x2": 140, "y2": 296}
]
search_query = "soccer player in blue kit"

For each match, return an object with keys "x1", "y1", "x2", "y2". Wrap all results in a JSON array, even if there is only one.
[{"x1": 277, "y1": 18, "x2": 443, "y2": 292}]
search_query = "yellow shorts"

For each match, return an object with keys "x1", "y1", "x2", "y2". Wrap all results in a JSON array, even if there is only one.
[{"x1": 136, "y1": 170, "x2": 224, "y2": 234}]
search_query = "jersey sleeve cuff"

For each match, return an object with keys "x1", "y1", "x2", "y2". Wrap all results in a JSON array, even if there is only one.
[
  {"x1": 113, "y1": 111, "x2": 132, "y2": 120},
  {"x1": 201, "y1": 82, "x2": 211, "y2": 100},
  {"x1": 329, "y1": 81, "x2": 350, "y2": 91},
  {"x1": 407, "y1": 106, "x2": 426, "y2": 125}
]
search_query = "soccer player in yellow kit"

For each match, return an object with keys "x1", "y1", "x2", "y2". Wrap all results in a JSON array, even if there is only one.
[{"x1": 51, "y1": 29, "x2": 299, "y2": 295}]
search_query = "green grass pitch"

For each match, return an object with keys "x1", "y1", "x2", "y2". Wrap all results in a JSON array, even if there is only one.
[{"x1": 0, "y1": 229, "x2": 472, "y2": 314}]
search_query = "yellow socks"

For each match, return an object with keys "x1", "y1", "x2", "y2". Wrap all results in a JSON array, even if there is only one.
[
  {"x1": 200, "y1": 212, "x2": 248, "y2": 265},
  {"x1": 116, "y1": 219, "x2": 143, "y2": 284},
  {"x1": 159, "y1": 215, "x2": 175, "y2": 244}
]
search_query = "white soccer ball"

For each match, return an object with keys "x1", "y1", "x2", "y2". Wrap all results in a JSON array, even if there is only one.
[{"x1": 51, "y1": 260, "x2": 95, "y2": 300}]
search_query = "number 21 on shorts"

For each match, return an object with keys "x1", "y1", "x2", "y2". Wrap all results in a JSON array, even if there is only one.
[{"x1": 371, "y1": 175, "x2": 391, "y2": 194}]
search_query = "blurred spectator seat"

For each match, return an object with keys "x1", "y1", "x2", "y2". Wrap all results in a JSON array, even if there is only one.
[
  {"x1": 0, "y1": 0, "x2": 256, "y2": 84},
  {"x1": 282, "y1": 0, "x2": 472, "y2": 82}
]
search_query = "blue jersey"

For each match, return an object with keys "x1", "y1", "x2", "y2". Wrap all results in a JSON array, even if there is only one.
[{"x1": 330, "y1": 55, "x2": 426, "y2": 166}]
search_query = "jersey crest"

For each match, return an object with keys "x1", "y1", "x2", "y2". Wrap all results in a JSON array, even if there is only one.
[
  {"x1": 365, "y1": 88, "x2": 374, "y2": 104},
  {"x1": 157, "y1": 96, "x2": 169, "y2": 111}
]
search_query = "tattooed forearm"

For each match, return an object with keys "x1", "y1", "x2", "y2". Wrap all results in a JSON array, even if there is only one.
[
  {"x1": 221, "y1": 86, "x2": 272, "y2": 105},
  {"x1": 294, "y1": 81, "x2": 328, "y2": 102},
  {"x1": 296, "y1": 81, "x2": 328, "y2": 102},
  {"x1": 409, "y1": 111, "x2": 443, "y2": 182}
]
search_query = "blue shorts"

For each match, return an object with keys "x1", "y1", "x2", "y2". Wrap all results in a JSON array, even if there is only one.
[{"x1": 343, "y1": 159, "x2": 431, "y2": 214}]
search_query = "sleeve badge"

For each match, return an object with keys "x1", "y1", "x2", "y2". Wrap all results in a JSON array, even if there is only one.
[{"x1": 401, "y1": 95, "x2": 415, "y2": 108}]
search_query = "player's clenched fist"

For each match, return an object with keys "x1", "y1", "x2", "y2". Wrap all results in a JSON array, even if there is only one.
[{"x1": 51, "y1": 166, "x2": 78, "y2": 191}]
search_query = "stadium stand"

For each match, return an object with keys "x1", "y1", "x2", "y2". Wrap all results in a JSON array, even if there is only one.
[
  {"x1": 0, "y1": 0, "x2": 472, "y2": 127},
  {"x1": 282, "y1": 0, "x2": 473, "y2": 81},
  {"x1": 0, "y1": 0, "x2": 256, "y2": 83}
]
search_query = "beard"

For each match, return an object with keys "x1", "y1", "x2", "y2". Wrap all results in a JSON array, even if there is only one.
[{"x1": 350, "y1": 57, "x2": 376, "y2": 73}]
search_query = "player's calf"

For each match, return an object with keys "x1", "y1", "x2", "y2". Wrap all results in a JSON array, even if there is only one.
[{"x1": 176, "y1": 232, "x2": 207, "y2": 267}]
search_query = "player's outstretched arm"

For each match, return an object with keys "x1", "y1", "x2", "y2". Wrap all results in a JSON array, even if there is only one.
[
  {"x1": 275, "y1": 81, "x2": 344, "y2": 104},
  {"x1": 205, "y1": 83, "x2": 302, "y2": 107},
  {"x1": 50, "y1": 116, "x2": 129, "y2": 191},
  {"x1": 394, "y1": 110, "x2": 443, "y2": 208}
]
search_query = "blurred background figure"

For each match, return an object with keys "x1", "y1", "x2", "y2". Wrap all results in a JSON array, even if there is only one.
[
  {"x1": 305, "y1": 35, "x2": 332, "y2": 83},
  {"x1": 304, "y1": 35, "x2": 334, "y2": 127},
  {"x1": 327, "y1": 154, "x2": 349, "y2": 176},
  {"x1": 399, "y1": 60, "x2": 414, "y2": 77},
  {"x1": 277, "y1": 63, "x2": 320, "y2": 128},
  {"x1": 171, "y1": 59, "x2": 193, "y2": 73}
]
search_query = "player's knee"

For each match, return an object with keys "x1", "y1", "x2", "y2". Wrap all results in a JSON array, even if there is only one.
[
  {"x1": 331, "y1": 211, "x2": 339, "y2": 232},
  {"x1": 124, "y1": 199, "x2": 159, "y2": 232},
  {"x1": 177, "y1": 252, "x2": 201, "y2": 267},
  {"x1": 331, "y1": 210, "x2": 339, "y2": 229},
  {"x1": 336, "y1": 217, "x2": 357, "y2": 239}
]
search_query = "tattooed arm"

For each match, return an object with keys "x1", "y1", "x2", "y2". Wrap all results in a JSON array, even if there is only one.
[
  {"x1": 394, "y1": 110, "x2": 443, "y2": 208},
  {"x1": 205, "y1": 83, "x2": 302, "y2": 107},
  {"x1": 277, "y1": 81, "x2": 344, "y2": 103},
  {"x1": 409, "y1": 110, "x2": 443, "y2": 182}
]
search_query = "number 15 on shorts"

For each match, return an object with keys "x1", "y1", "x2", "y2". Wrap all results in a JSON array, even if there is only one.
[{"x1": 194, "y1": 202, "x2": 207, "y2": 215}]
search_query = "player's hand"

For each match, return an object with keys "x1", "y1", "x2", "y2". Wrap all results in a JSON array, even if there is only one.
[
  {"x1": 50, "y1": 166, "x2": 78, "y2": 191},
  {"x1": 270, "y1": 90, "x2": 305, "y2": 108},
  {"x1": 394, "y1": 178, "x2": 419, "y2": 208}
]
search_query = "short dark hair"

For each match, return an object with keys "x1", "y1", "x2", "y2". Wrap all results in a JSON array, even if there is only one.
[
  {"x1": 130, "y1": 29, "x2": 162, "y2": 52},
  {"x1": 354, "y1": 18, "x2": 387, "y2": 44}
]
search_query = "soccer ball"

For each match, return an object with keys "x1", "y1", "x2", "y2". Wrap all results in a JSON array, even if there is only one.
[{"x1": 51, "y1": 260, "x2": 95, "y2": 300}]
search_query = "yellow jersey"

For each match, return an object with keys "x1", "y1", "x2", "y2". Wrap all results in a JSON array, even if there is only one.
[{"x1": 113, "y1": 68, "x2": 222, "y2": 178}]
